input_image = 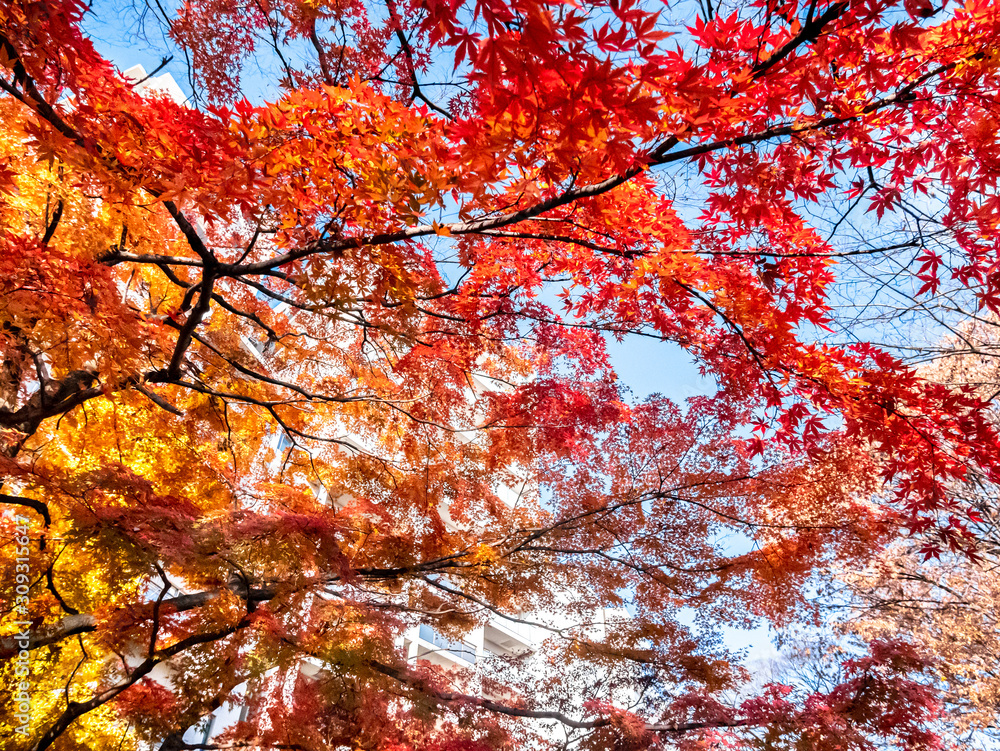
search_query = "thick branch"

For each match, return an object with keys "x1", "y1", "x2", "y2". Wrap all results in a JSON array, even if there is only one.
[
  {"x1": 231, "y1": 53, "x2": 965, "y2": 277},
  {"x1": 0, "y1": 492, "x2": 51, "y2": 527},
  {"x1": 167, "y1": 273, "x2": 216, "y2": 379},
  {"x1": 0, "y1": 370, "x2": 100, "y2": 438},
  {"x1": 750, "y1": 2, "x2": 848, "y2": 79},
  {"x1": 0, "y1": 584, "x2": 275, "y2": 659},
  {"x1": 370, "y1": 659, "x2": 751, "y2": 734}
]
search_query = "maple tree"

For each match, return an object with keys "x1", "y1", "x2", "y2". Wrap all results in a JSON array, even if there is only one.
[
  {"x1": 836, "y1": 545, "x2": 1000, "y2": 749},
  {"x1": 819, "y1": 314, "x2": 1000, "y2": 749},
  {"x1": 2, "y1": 0, "x2": 1000, "y2": 748}
]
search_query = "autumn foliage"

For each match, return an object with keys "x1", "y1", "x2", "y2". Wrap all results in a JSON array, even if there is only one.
[{"x1": 2, "y1": 0, "x2": 1000, "y2": 748}]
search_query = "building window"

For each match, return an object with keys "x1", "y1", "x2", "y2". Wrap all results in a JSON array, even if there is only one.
[{"x1": 418, "y1": 624, "x2": 477, "y2": 664}]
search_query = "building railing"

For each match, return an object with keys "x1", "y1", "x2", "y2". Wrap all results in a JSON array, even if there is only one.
[{"x1": 417, "y1": 624, "x2": 478, "y2": 664}]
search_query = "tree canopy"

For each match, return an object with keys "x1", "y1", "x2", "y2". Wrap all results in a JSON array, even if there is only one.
[{"x1": 2, "y1": 0, "x2": 1000, "y2": 748}]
